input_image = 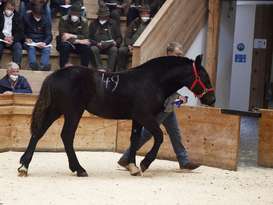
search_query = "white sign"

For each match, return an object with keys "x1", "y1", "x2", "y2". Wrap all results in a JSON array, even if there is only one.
[{"x1": 254, "y1": 38, "x2": 267, "y2": 49}]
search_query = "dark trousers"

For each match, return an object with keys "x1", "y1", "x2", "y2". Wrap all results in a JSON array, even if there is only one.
[
  {"x1": 59, "y1": 42, "x2": 90, "y2": 68},
  {"x1": 116, "y1": 46, "x2": 130, "y2": 71},
  {"x1": 90, "y1": 45, "x2": 118, "y2": 72},
  {"x1": 0, "y1": 42, "x2": 23, "y2": 66}
]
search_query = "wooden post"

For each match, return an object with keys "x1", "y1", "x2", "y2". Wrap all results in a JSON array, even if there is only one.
[{"x1": 205, "y1": 0, "x2": 221, "y2": 86}]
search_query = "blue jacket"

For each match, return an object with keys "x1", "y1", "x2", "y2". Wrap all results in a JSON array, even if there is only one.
[
  {"x1": 0, "y1": 75, "x2": 32, "y2": 94},
  {"x1": 24, "y1": 13, "x2": 52, "y2": 44}
]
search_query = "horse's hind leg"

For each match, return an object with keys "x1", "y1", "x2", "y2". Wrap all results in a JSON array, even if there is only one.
[
  {"x1": 139, "y1": 119, "x2": 163, "y2": 172},
  {"x1": 61, "y1": 110, "x2": 87, "y2": 177},
  {"x1": 18, "y1": 110, "x2": 61, "y2": 176}
]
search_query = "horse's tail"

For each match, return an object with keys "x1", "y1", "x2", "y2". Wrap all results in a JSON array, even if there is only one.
[{"x1": 30, "y1": 76, "x2": 52, "y2": 136}]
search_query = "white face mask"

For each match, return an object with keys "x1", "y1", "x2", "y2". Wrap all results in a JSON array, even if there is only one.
[
  {"x1": 34, "y1": 16, "x2": 41, "y2": 21},
  {"x1": 99, "y1": 20, "x2": 107, "y2": 25},
  {"x1": 71, "y1": 15, "x2": 79, "y2": 22},
  {"x1": 141, "y1": 17, "x2": 150, "y2": 22},
  {"x1": 4, "y1": 9, "x2": 13, "y2": 17},
  {"x1": 9, "y1": 74, "x2": 18, "y2": 81}
]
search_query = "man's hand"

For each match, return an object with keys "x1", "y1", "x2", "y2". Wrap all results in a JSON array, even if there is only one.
[
  {"x1": 62, "y1": 33, "x2": 77, "y2": 42},
  {"x1": 178, "y1": 95, "x2": 188, "y2": 104},
  {"x1": 4, "y1": 36, "x2": 13, "y2": 45},
  {"x1": 25, "y1": 38, "x2": 32, "y2": 43},
  {"x1": 3, "y1": 91, "x2": 13, "y2": 95},
  {"x1": 128, "y1": 45, "x2": 133, "y2": 53},
  {"x1": 74, "y1": 39, "x2": 90, "y2": 46},
  {"x1": 36, "y1": 42, "x2": 46, "y2": 48}
]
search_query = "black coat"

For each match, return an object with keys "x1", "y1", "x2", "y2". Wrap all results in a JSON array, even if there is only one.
[{"x1": 0, "y1": 11, "x2": 24, "y2": 42}]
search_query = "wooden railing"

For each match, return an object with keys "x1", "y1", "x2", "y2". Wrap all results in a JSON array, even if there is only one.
[{"x1": 132, "y1": 0, "x2": 208, "y2": 66}]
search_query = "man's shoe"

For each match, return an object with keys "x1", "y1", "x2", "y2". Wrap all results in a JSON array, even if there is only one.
[
  {"x1": 29, "y1": 63, "x2": 39, "y2": 71},
  {"x1": 180, "y1": 162, "x2": 200, "y2": 170},
  {"x1": 117, "y1": 158, "x2": 129, "y2": 170}
]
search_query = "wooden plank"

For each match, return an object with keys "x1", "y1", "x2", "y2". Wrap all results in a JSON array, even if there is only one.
[
  {"x1": 0, "y1": 115, "x2": 12, "y2": 152},
  {"x1": 205, "y1": 0, "x2": 221, "y2": 86},
  {"x1": 258, "y1": 109, "x2": 273, "y2": 167},
  {"x1": 133, "y1": 0, "x2": 208, "y2": 66},
  {"x1": 116, "y1": 106, "x2": 241, "y2": 170}
]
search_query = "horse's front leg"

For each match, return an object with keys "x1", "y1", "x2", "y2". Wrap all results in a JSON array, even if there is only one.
[{"x1": 127, "y1": 120, "x2": 142, "y2": 176}]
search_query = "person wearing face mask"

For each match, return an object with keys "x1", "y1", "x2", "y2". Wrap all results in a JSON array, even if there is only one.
[
  {"x1": 0, "y1": 0, "x2": 24, "y2": 67},
  {"x1": 23, "y1": 3, "x2": 52, "y2": 70},
  {"x1": 57, "y1": 1, "x2": 91, "y2": 68},
  {"x1": 0, "y1": 62, "x2": 32, "y2": 94},
  {"x1": 116, "y1": 5, "x2": 150, "y2": 71},
  {"x1": 89, "y1": 6, "x2": 122, "y2": 71},
  {"x1": 98, "y1": 0, "x2": 130, "y2": 27}
]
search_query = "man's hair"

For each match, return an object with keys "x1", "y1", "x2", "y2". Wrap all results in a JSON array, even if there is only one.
[
  {"x1": 166, "y1": 42, "x2": 183, "y2": 53},
  {"x1": 7, "y1": 62, "x2": 19, "y2": 70},
  {"x1": 5, "y1": 0, "x2": 16, "y2": 8}
]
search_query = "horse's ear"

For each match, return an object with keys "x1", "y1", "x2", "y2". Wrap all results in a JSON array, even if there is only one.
[{"x1": 195, "y1": 54, "x2": 203, "y2": 66}]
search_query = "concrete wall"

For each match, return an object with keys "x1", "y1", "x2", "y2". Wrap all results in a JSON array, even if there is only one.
[
  {"x1": 229, "y1": 4, "x2": 256, "y2": 111},
  {"x1": 215, "y1": 1, "x2": 236, "y2": 108}
]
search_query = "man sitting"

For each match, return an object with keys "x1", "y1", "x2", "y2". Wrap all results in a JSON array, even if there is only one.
[
  {"x1": 0, "y1": 62, "x2": 32, "y2": 94},
  {"x1": 58, "y1": 1, "x2": 90, "y2": 68},
  {"x1": 24, "y1": 3, "x2": 52, "y2": 70},
  {"x1": 98, "y1": 0, "x2": 129, "y2": 27},
  {"x1": 0, "y1": 0, "x2": 24, "y2": 66},
  {"x1": 117, "y1": 5, "x2": 150, "y2": 71},
  {"x1": 89, "y1": 6, "x2": 122, "y2": 71}
]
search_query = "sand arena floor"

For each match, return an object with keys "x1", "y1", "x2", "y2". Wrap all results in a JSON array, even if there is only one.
[{"x1": 0, "y1": 151, "x2": 272, "y2": 205}]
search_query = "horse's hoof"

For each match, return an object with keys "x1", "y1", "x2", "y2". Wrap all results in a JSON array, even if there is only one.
[
  {"x1": 127, "y1": 163, "x2": 142, "y2": 176},
  {"x1": 17, "y1": 164, "x2": 28, "y2": 177},
  {"x1": 77, "y1": 170, "x2": 88, "y2": 177},
  {"x1": 140, "y1": 161, "x2": 148, "y2": 173}
]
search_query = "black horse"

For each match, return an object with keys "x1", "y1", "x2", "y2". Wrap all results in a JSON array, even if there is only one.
[{"x1": 18, "y1": 55, "x2": 215, "y2": 177}]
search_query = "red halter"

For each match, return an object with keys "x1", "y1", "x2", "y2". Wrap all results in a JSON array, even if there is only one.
[{"x1": 190, "y1": 62, "x2": 214, "y2": 98}]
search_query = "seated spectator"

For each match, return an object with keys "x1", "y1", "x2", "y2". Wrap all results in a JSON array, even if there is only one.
[
  {"x1": 98, "y1": 0, "x2": 129, "y2": 26},
  {"x1": 19, "y1": 0, "x2": 51, "y2": 22},
  {"x1": 0, "y1": 62, "x2": 32, "y2": 94},
  {"x1": 117, "y1": 5, "x2": 150, "y2": 71},
  {"x1": 50, "y1": 0, "x2": 85, "y2": 17},
  {"x1": 127, "y1": 0, "x2": 165, "y2": 25},
  {"x1": 146, "y1": 0, "x2": 165, "y2": 17},
  {"x1": 0, "y1": 0, "x2": 24, "y2": 66},
  {"x1": 57, "y1": 2, "x2": 90, "y2": 68},
  {"x1": 24, "y1": 3, "x2": 52, "y2": 70},
  {"x1": 89, "y1": 6, "x2": 122, "y2": 71}
]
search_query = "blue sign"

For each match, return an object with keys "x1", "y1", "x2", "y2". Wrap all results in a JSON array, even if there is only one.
[
  {"x1": 235, "y1": 54, "x2": 246, "y2": 63},
  {"x1": 237, "y1": 43, "x2": 245, "y2": 51}
]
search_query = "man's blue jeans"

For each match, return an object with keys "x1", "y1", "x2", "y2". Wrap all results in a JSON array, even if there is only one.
[
  {"x1": 0, "y1": 42, "x2": 23, "y2": 65},
  {"x1": 121, "y1": 111, "x2": 190, "y2": 167},
  {"x1": 27, "y1": 46, "x2": 51, "y2": 67}
]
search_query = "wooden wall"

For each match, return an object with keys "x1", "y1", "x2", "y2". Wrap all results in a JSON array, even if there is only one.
[
  {"x1": 117, "y1": 106, "x2": 241, "y2": 170},
  {"x1": 132, "y1": 0, "x2": 208, "y2": 66},
  {"x1": 258, "y1": 109, "x2": 273, "y2": 167},
  {"x1": 0, "y1": 94, "x2": 242, "y2": 170},
  {"x1": 0, "y1": 95, "x2": 117, "y2": 152}
]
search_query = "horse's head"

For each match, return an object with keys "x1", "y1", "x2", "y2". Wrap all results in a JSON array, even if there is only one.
[{"x1": 189, "y1": 55, "x2": 216, "y2": 106}]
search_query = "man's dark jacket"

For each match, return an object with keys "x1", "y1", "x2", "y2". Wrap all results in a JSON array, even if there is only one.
[
  {"x1": 0, "y1": 11, "x2": 24, "y2": 43},
  {"x1": 0, "y1": 75, "x2": 32, "y2": 93}
]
